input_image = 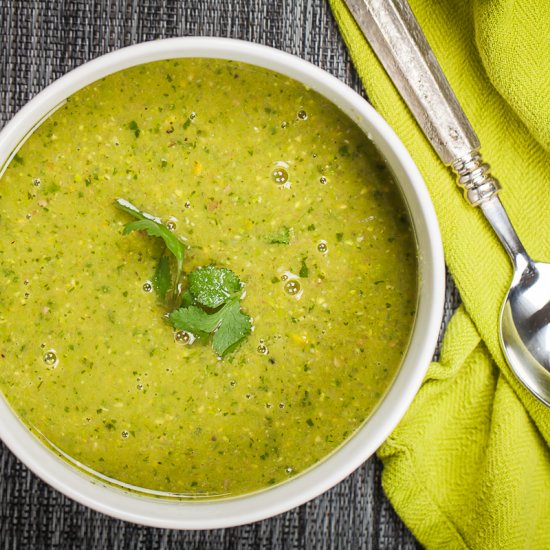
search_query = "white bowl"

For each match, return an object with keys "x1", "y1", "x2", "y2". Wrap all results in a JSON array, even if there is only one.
[{"x1": 0, "y1": 37, "x2": 445, "y2": 529}]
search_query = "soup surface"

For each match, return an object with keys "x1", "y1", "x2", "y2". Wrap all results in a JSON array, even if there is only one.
[{"x1": 0, "y1": 59, "x2": 417, "y2": 497}]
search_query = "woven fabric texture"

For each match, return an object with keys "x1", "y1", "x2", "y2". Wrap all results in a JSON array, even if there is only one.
[{"x1": 0, "y1": 1, "x2": 458, "y2": 548}]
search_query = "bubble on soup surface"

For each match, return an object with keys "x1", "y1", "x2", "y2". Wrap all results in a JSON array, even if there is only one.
[
  {"x1": 166, "y1": 218, "x2": 177, "y2": 231},
  {"x1": 284, "y1": 280, "x2": 301, "y2": 296},
  {"x1": 43, "y1": 350, "x2": 58, "y2": 367},
  {"x1": 320, "y1": 176, "x2": 327, "y2": 185},
  {"x1": 297, "y1": 110, "x2": 308, "y2": 120},
  {"x1": 317, "y1": 241, "x2": 328, "y2": 254},
  {"x1": 175, "y1": 330, "x2": 194, "y2": 345},
  {"x1": 121, "y1": 430, "x2": 129, "y2": 439},
  {"x1": 272, "y1": 167, "x2": 288, "y2": 184},
  {"x1": 142, "y1": 281, "x2": 153, "y2": 293}
]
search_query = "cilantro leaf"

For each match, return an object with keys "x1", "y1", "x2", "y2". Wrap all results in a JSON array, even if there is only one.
[
  {"x1": 153, "y1": 256, "x2": 172, "y2": 301},
  {"x1": 170, "y1": 305, "x2": 223, "y2": 334},
  {"x1": 115, "y1": 198, "x2": 149, "y2": 221},
  {"x1": 179, "y1": 289, "x2": 194, "y2": 308},
  {"x1": 122, "y1": 219, "x2": 186, "y2": 275},
  {"x1": 212, "y1": 300, "x2": 252, "y2": 356},
  {"x1": 188, "y1": 265, "x2": 241, "y2": 308},
  {"x1": 116, "y1": 199, "x2": 186, "y2": 276},
  {"x1": 169, "y1": 297, "x2": 251, "y2": 357},
  {"x1": 267, "y1": 226, "x2": 291, "y2": 244}
]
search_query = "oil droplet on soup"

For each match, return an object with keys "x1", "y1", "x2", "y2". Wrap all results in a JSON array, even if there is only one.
[{"x1": 0, "y1": 58, "x2": 417, "y2": 499}]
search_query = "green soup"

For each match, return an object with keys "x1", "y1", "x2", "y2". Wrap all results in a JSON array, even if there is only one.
[{"x1": 0, "y1": 59, "x2": 417, "y2": 498}]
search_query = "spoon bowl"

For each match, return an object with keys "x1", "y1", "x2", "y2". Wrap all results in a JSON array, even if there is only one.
[
  {"x1": 479, "y1": 196, "x2": 550, "y2": 406},
  {"x1": 500, "y1": 260, "x2": 550, "y2": 406}
]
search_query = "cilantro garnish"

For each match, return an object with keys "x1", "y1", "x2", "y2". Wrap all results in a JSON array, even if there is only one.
[
  {"x1": 170, "y1": 305, "x2": 222, "y2": 335},
  {"x1": 170, "y1": 293, "x2": 251, "y2": 357},
  {"x1": 210, "y1": 299, "x2": 252, "y2": 356},
  {"x1": 122, "y1": 218, "x2": 185, "y2": 277},
  {"x1": 170, "y1": 265, "x2": 251, "y2": 357},
  {"x1": 188, "y1": 265, "x2": 241, "y2": 308},
  {"x1": 115, "y1": 198, "x2": 186, "y2": 304},
  {"x1": 116, "y1": 199, "x2": 251, "y2": 358},
  {"x1": 116, "y1": 199, "x2": 186, "y2": 277},
  {"x1": 153, "y1": 255, "x2": 172, "y2": 302}
]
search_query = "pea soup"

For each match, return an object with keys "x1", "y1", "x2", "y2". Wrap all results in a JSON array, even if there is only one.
[{"x1": 0, "y1": 59, "x2": 417, "y2": 498}]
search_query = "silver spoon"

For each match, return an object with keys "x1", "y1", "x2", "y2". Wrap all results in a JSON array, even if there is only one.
[{"x1": 344, "y1": 0, "x2": 550, "y2": 406}]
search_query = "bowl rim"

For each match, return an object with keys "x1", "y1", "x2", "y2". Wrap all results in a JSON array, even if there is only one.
[{"x1": 0, "y1": 36, "x2": 445, "y2": 529}]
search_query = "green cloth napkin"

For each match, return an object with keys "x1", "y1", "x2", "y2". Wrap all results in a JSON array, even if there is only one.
[{"x1": 328, "y1": 0, "x2": 550, "y2": 547}]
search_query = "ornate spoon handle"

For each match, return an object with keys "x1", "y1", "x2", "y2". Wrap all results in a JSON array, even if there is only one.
[{"x1": 344, "y1": 0, "x2": 501, "y2": 207}]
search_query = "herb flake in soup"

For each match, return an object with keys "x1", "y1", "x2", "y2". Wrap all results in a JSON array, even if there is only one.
[{"x1": 0, "y1": 59, "x2": 417, "y2": 498}]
